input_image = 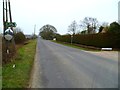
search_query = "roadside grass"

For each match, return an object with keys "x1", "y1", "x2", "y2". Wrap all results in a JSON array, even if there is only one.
[
  {"x1": 2, "y1": 39, "x2": 37, "y2": 88},
  {"x1": 52, "y1": 40, "x2": 100, "y2": 52},
  {"x1": 0, "y1": 67, "x2": 2, "y2": 89}
]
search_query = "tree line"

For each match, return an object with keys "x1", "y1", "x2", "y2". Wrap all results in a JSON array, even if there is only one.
[
  {"x1": 68, "y1": 17, "x2": 120, "y2": 35},
  {"x1": 39, "y1": 17, "x2": 120, "y2": 49},
  {"x1": 39, "y1": 17, "x2": 120, "y2": 40}
]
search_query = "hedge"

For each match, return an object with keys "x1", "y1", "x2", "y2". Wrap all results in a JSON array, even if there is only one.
[{"x1": 56, "y1": 33, "x2": 120, "y2": 48}]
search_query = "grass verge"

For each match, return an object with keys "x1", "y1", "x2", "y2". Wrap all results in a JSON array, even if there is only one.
[
  {"x1": 52, "y1": 40, "x2": 100, "y2": 52},
  {"x1": 2, "y1": 39, "x2": 37, "y2": 88}
]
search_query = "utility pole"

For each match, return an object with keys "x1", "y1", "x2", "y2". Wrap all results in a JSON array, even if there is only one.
[
  {"x1": 34, "y1": 24, "x2": 36, "y2": 35},
  {"x1": 8, "y1": 0, "x2": 13, "y2": 28},
  {"x1": 3, "y1": 0, "x2": 16, "y2": 63},
  {"x1": 6, "y1": 0, "x2": 8, "y2": 23},
  {"x1": 33, "y1": 24, "x2": 36, "y2": 39},
  {"x1": 8, "y1": 0, "x2": 16, "y2": 52},
  {"x1": 118, "y1": 1, "x2": 120, "y2": 24},
  {"x1": 3, "y1": 0, "x2": 5, "y2": 34}
]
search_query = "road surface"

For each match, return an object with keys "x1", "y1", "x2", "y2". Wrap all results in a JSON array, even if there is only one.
[{"x1": 30, "y1": 38, "x2": 118, "y2": 88}]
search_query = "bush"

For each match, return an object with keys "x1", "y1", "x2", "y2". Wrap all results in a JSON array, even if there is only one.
[
  {"x1": 14, "y1": 32, "x2": 26, "y2": 44},
  {"x1": 108, "y1": 22, "x2": 120, "y2": 34}
]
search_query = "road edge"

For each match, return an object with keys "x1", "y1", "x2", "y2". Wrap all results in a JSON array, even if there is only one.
[{"x1": 28, "y1": 39, "x2": 38, "y2": 88}]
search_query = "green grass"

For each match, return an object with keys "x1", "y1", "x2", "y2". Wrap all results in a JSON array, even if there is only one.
[
  {"x1": 0, "y1": 67, "x2": 2, "y2": 89},
  {"x1": 52, "y1": 40, "x2": 100, "y2": 52},
  {"x1": 2, "y1": 39, "x2": 37, "y2": 88}
]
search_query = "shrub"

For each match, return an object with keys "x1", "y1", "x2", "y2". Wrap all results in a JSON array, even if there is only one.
[
  {"x1": 108, "y1": 22, "x2": 120, "y2": 34},
  {"x1": 14, "y1": 32, "x2": 26, "y2": 44}
]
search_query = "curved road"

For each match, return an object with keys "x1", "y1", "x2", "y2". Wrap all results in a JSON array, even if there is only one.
[{"x1": 30, "y1": 38, "x2": 118, "y2": 88}]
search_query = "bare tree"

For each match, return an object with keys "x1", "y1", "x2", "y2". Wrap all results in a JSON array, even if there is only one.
[
  {"x1": 80, "y1": 17, "x2": 99, "y2": 34},
  {"x1": 13, "y1": 27, "x2": 22, "y2": 34},
  {"x1": 91, "y1": 18, "x2": 99, "y2": 33},
  {"x1": 68, "y1": 20, "x2": 78, "y2": 35}
]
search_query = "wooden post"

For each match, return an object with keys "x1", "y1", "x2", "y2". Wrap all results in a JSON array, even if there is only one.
[
  {"x1": 8, "y1": 0, "x2": 12, "y2": 22},
  {"x1": 3, "y1": 0, "x2": 5, "y2": 34},
  {"x1": 6, "y1": 0, "x2": 8, "y2": 23},
  {"x1": 8, "y1": 0, "x2": 16, "y2": 54}
]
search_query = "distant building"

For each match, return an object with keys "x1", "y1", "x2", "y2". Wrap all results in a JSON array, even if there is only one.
[
  {"x1": 118, "y1": 1, "x2": 120, "y2": 24},
  {"x1": 101, "y1": 27, "x2": 108, "y2": 33},
  {"x1": 25, "y1": 35, "x2": 32, "y2": 39}
]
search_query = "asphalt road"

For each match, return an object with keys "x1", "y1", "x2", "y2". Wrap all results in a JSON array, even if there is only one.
[{"x1": 30, "y1": 38, "x2": 118, "y2": 88}]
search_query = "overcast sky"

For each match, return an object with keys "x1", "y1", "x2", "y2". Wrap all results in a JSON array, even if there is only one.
[{"x1": 0, "y1": 0, "x2": 120, "y2": 35}]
